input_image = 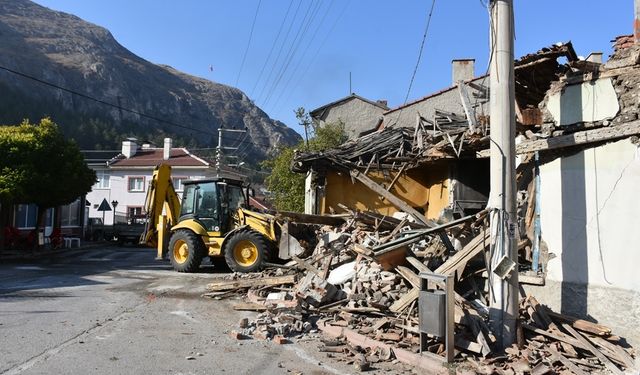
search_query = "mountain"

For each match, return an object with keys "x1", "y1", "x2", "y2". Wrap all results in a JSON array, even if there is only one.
[{"x1": 0, "y1": 0, "x2": 301, "y2": 162}]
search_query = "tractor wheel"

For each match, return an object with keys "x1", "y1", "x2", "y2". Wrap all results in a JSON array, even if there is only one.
[
  {"x1": 168, "y1": 229, "x2": 205, "y2": 272},
  {"x1": 224, "y1": 230, "x2": 269, "y2": 273}
]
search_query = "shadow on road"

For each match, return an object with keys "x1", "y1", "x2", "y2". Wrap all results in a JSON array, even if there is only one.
[{"x1": 0, "y1": 246, "x2": 230, "y2": 299}]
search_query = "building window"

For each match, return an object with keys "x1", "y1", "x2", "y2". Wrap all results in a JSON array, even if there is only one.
[
  {"x1": 15, "y1": 204, "x2": 38, "y2": 228},
  {"x1": 128, "y1": 176, "x2": 145, "y2": 192},
  {"x1": 60, "y1": 199, "x2": 81, "y2": 227},
  {"x1": 14, "y1": 205, "x2": 53, "y2": 229},
  {"x1": 172, "y1": 177, "x2": 188, "y2": 192},
  {"x1": 127, "y1": 206, "x2": 144, "y2": 224},
  {"x1": 95, "y1": 170, "x2": 110, "y2": 189}
]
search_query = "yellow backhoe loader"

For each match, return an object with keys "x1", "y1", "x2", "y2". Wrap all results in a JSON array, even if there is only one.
[{"x1": 139, "y1": 164, "x2": 307, "y2": 273}]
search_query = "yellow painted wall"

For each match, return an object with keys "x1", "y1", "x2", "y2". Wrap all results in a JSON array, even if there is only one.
[{"x1": 320, "y1": 162, "x2": 450, "y2": 220}]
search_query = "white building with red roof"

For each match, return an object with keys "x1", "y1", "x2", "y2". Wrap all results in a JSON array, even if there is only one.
[{"x1": 85, "y1": 138, "x2": 244, "y2": 226}]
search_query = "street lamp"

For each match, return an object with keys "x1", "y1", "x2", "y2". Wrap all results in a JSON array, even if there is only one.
[{"x1": 111, "y1": 200, "x2": 118, "y2": 225}]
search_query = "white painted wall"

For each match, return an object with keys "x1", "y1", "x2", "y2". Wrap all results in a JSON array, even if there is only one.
[
  {"x1": 546, "y1": 78, "x2": 619, "y2": 126},
  {"x1": 86, "y1": 167, "x2": 213, "y2": 225},
  {"x1": 536, "y1": 138, "x2": 640, "y2": 346},
  {"x1": 539, "y1": 138, "x2": 640, "y2": 290}
]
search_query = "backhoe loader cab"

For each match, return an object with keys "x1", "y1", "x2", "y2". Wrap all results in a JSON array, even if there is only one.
[
  {"x1": 140, "y1": 164, "x2": 285, "y2": 273},
  {"x1": 179, "y1": 178, "x2": 248, "y2": 233}
]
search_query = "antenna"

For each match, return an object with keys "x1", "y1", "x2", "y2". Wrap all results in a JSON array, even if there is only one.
[{"x1": 349, "y1": 71, "x2": 352, "y2": 94}]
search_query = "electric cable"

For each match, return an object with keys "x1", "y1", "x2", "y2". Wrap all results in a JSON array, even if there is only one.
[
  {"x1": 235, "y1": 0, "x2": 263, "y2": 87},
  {"x1": 0, "y1": 64, "x2": 214, "y2": 136}
]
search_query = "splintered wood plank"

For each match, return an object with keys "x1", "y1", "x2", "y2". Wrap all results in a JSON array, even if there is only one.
[
  {"x1": 547, "y1": 310, "x2": 612, "y2": 336},
  {"x1": 548, "y1": 347, "x2": 588, "y2": 375},
  {"x1": 390, "y1": 287, "x2": 420, "y2": 313},
  {"x1": 435, "y1": 230, "x2": 490, "y2": 277},
  {"x1": 406, "y1": 256, "x2": 430, "y2": 273},
  {"x1": 477, "y1": 120, "x2": 640, "y2": 157},
  {"x1": 395, "y1": 265, "x2": 421, "y2": 289},
  {"x1": 206, "y1": 275, "x2": 296, "y2": 291},
  {"x1": 233, "y1": 302, "x2": 268, "y2": 311},
  {"x1": 349, "y1": 169, "x2": 432, "y2": 227},
  {"x1": 292, "y1": 255, "x2": 322, "y2": 276},
  {"x1": 562, "y1": 323, "x2": 623, "y2": 375},
  {"x1": 588, "y1": 335, "x2": 637, "y2": 371},
  {"x1": 527, "y1": 296, "x2": 555, "y2": 330},
  {"x1": 522, "y1": 323, "x2": 586, "y2": 350},
  {"x1": 454, "y1": 337, "x2": 483, "y2": 354}
]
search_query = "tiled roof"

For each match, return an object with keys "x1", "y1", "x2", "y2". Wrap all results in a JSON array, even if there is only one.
[
  {"x1": 81, "y1": 150, "x2": 121, "y2": 164},
  {"x1": 109, "y1": 148, "x2": 209, "y2": 167}
]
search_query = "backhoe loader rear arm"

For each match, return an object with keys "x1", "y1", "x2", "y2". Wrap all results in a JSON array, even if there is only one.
[{"x1": 140, "y1": 164, "x2": 182, "y2": 258}]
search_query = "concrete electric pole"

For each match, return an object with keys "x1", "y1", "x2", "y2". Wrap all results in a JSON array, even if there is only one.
[
  {"x1": 635, "y1": 0, "x2": 640, "y2": 43},
  {"x1": 216, "y1": 127, "x2": 247, "y2": 177},
  {"x1": 488, "y1": 0, "x2": 519, "y2": 350}
]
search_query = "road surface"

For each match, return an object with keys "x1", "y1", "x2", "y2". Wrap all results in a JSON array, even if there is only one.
[{"x1": 0, "y1": 245, "x2": 371, "y2": 375}]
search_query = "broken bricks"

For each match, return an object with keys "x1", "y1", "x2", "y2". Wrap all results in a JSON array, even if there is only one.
[{"x1": 209, "y1": 208, "x2": 635, "y2": 374}]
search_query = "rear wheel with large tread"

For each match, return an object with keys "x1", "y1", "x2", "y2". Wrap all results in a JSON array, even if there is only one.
[
  {"x1": 168, "y1": 229, "x2": 205, "y2": 272},
  {"x1": 224, "y1": 230, "x2": 269, "y2": 273}
]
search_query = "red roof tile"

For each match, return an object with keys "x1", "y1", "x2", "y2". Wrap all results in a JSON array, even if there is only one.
[{"x1": 109, "y1": 148, "x2": 209, "y2": 167}]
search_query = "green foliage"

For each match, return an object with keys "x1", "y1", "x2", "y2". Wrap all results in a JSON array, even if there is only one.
[
  {"x1": 0, "y1": 118, "x2": 96, "y2": 209},
  {"x1": 262, "y1": 147, "x2": 305, "y2": 212},
  {"x1": 263, "y1": 109, "x2": 347, "y2": 212}
]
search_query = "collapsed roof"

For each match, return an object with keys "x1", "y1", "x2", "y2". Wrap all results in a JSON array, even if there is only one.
[{"x1": 293, "y1": 40, "x2": 640, "y2": 174}]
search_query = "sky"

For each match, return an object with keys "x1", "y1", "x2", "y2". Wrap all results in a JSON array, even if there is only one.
[{"x1": 33, "y1": 0, "x2": 632, "y2": 136}]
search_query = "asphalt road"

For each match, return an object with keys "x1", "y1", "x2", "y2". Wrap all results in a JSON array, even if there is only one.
[{"x1": 0, "y1": 245, "x2": 366, "y2": 375}]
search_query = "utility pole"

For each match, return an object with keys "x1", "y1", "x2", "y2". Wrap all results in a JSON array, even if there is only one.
[
  {"x1": 216, "y1": 126, "x2": 247, "y2": 177},
  {"x1": 635, "y1": 0, "x2": 640, "y2": 43},
  {"x1": 488, "y1": 0, "x2": 518, "y2": 350}
]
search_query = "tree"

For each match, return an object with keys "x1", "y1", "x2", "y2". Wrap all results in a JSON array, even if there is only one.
[
  {"x1": 0, "y1": 118, "x2": 96, "y2": 249},
  {"x1": 263, "y1": 109, "x2": 347, "y2": 212}
]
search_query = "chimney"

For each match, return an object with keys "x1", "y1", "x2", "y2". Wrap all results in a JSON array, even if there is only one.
[
  {"x1": 452, "y1": 59, "x2": 475, "y2": 85},
  {"x1": 376, "y1": 99, "x2": 388, "y2": 108},
  {"x1": 163, "y1": 138, "x2": 172, "y2": 160},
  {"x1": 122, "y1": 138, "x2": 138, "y2": 159},
  {"x1": 586, "y1": 52, "x2": 603, "y2": 64}
]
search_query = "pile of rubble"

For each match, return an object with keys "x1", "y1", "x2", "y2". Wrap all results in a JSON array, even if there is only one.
[{"x1": 203, "y1": 210, "x2": 636, "y2": 374}]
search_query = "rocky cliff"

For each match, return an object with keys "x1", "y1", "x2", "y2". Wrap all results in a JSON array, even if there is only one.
[{"x1": 0, "y1": 0, "x2": 301, "y2": 161}]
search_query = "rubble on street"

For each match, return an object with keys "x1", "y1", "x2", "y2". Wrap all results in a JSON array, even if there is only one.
[{"x1": 203, "y1": 208, "x2": 636, "y2": 374}]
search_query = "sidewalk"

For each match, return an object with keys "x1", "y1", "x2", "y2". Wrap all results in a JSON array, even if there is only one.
[{"x1": 0, "y1": 241, "x2": 111, "y2": 262}]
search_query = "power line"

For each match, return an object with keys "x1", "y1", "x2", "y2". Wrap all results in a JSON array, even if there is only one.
[
  {"x1": 276, "y1": 0, "x2": 351, "y2": 113},
  {"x1": 263, "y1": 2, "x2": 321, "y2": 106},
  {"x1": 254, "y1": 1, "x2": 303, "y2": 103},
  {"x1": 269, "y1": 0, "x2": 335, "y2": 112},
  {"x1": 249, "y1": 0, "x2": 294, "y2": 98},
  {"x1": 190, "y1": 139, "x2": 272, "y2": 150},
  {"x1": 235, "y1": 0, "x2": 263, "y2": 87},
  {"x1": 402, "y1": 0, "x2": 437, "y2": 106},
  {"x1": 262, "y1": 0, "x2": 321, "y2": 107},
  {"x1": 0, "y1": 64, "x2": 214, "y2": 136},
  {"x1": 389, "y1": 0, "x2": 437, "y2": 127},
  {"x1": 259, "y1": 0, "x2": 319, "y2": 106}
]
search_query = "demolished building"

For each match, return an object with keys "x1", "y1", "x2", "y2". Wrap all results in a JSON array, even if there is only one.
[{"x1": 293, "y1": 38, "x2": 640, "y2": 350}]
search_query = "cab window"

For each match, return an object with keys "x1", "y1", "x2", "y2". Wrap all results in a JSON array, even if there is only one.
[
  {"x1": 180, "y1": 184, "x2": 196, "y2": 216},
  {"x1": 194, "y1": 182, "x2": 220, "y2": 231},
  {"x1": 227, "y1": 185, "x2": 246, "y2": 212}
]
